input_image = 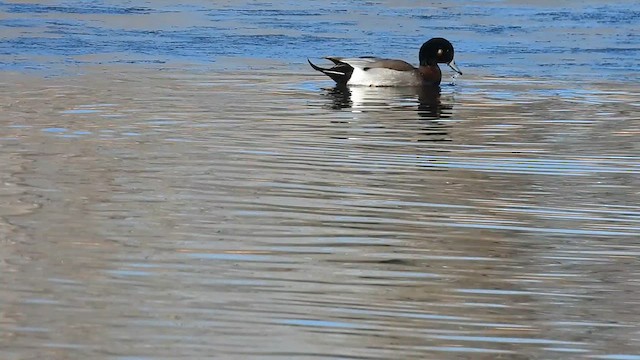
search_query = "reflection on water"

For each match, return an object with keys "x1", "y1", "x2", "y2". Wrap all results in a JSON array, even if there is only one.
[
  {"x1": 325, "y1": 85, "x2": 454, "y2": 143},
  {"x1": 1, "y1": 0, "x2": 640, "y2": 359},
  {"x1": 325, "y1": 85, "x2": 452, "y2": 119}
]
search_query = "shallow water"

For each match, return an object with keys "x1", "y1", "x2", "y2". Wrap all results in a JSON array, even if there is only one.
[{"x1": 1, "y1": 1, "x2": 640, "y2": 359}]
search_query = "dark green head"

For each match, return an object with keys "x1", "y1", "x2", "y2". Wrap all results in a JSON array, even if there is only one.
[{"x1": 419, "y1": 38, "x2": 461, "y2": 74}]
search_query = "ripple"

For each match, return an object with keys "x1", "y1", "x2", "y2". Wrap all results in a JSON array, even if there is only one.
[{"x1": 1, "y1": 2, "x2": 640, "y2": 359}]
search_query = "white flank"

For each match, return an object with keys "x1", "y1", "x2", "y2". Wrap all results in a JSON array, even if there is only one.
[{"x1": 347, "y1": 67, "x2": 420, "y2": 87}]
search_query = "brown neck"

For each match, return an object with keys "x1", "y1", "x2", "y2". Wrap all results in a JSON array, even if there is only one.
[{"x1": 418, "y1": 65, "x2": 442, "y2": 86}]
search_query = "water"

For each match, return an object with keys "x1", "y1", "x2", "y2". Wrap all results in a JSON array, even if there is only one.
[{"x1": 1, "y1": 1, "x2": 640, "y2": 359}]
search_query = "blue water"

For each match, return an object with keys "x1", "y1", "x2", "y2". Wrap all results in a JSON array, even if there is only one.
[{"x1": 1, "y1": 0, "x2": 639, "y2": 81}]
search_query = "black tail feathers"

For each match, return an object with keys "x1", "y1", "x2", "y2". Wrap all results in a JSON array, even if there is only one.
[{"x1": 308, "y1": 58, "x2": 353, "y2": 86}]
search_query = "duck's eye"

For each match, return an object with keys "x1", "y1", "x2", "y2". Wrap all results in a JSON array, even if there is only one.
[{"x1": 437, "y1": 49, "x2": 443, "y2": 56}]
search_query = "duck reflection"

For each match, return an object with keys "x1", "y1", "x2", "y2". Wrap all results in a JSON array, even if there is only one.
[
  {"x1": 325, "y1": 86, "x2": 452, "y2": 118},
  {"x1": 323, "y1": 85, "x2": 454, "y2": 141},
  {"x1": 325, "y1": 86, "x2": 353, "y2": 110}
]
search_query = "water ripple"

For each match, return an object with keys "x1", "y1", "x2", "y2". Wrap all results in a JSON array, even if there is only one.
[{"x1": 1, "y1": 1, "x2": 640, "y2": 359}]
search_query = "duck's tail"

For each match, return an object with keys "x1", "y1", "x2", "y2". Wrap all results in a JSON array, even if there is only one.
[{"x1": 308, "y1": 58, "x2": 353, "y2": 87}]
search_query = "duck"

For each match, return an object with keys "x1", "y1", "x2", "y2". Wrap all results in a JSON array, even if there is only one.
[{"x1": 308, "y1": 38, "x2": 461, "y2": 87}]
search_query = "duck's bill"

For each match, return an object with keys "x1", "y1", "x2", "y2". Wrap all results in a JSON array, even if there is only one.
[{"x1": 447, "y1": 60, "x2": 462, "y2": 75}]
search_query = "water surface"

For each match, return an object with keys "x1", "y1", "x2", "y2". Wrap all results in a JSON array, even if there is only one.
[{"x1": 1, "y1": 1, "x2": 639, "y2": 359}]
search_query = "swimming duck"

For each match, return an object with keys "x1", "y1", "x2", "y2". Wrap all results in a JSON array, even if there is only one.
[{"x1": 308, "y1": 38, "x2": 461, "y2": 87}]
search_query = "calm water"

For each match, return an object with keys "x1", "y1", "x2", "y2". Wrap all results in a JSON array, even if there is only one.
[{"x1": 1, "y1": 1, "x2": 640, "y2": 359}]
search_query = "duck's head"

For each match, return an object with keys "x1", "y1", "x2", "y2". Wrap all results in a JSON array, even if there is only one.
[{"x1": 419, "y1": 38, "x2": 462, "y2": 75}]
